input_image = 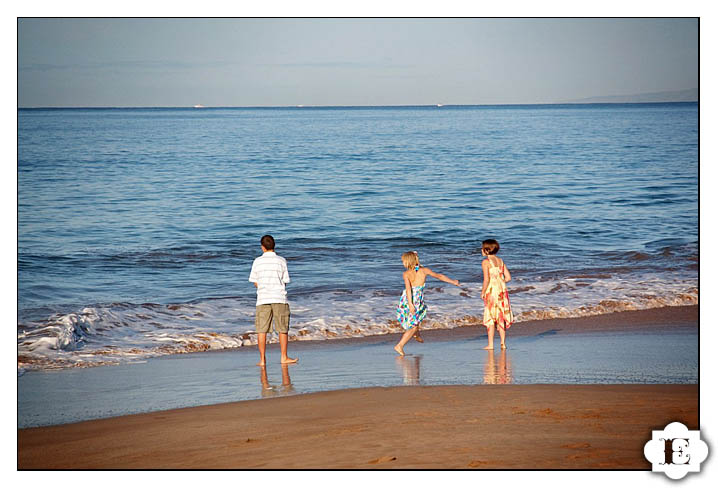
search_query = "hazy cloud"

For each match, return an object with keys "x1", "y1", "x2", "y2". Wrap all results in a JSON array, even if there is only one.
[{"x1": 18, "y1": 18, "x2": 698, "y2": 107}]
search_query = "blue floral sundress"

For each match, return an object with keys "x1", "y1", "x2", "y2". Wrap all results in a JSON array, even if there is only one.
[{"x1": 396, "y1": 284, "x2": 428, "y2": 330}]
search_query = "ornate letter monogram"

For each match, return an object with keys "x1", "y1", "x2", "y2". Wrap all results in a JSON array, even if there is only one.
[{"x1": 644, "y1": 422, "x2": 708, "y2": 480}]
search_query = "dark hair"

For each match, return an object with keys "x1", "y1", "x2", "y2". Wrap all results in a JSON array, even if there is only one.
[
  {"x1": 261, "y1": 235, "x2": 275, "y2": 251},
  {"x1": 482, "y1": 239, "x2": 500, "y2": 255}
]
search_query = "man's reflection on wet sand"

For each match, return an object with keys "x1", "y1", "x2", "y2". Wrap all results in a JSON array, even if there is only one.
[
  {"x1": 395, "y1": 354, "x2": 422, "y2": 385},
  {"x1": 483, "y1": 349, "x2": 513, "y2": 384},
  {"x1": 259, "y1": 364, "x2": 296, "y2": 397}
]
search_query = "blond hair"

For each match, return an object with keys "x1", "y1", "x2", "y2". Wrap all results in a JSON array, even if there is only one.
[{"x1": 401, "y1": 251, "x2": 420, "y2": 269}]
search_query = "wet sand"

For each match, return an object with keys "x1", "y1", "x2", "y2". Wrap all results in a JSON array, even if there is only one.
[
  {"x1": 18, "y1": 384, "x2": 697, "y2": 469},
  {"x1": 18, "y1": 305, "x2": 699, "y2": 469}
]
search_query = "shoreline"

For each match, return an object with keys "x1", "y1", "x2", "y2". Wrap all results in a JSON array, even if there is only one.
[
  {"x1": 234, "y1": 304, "x2": 698, "y2": 353},
  {"x1": 18, "y1": 384, "x2": 698, "y2": 469},
  {"x1": 17, "y1": 305, "x2": 698, "y2": 372},
  {"x1": 17, "y1": 305, "x2": 699, "y2": 468}
]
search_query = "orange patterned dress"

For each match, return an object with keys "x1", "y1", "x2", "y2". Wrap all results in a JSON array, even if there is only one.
[{"x1": 482, "y1": 258, "x2": 514, "y2": 329}]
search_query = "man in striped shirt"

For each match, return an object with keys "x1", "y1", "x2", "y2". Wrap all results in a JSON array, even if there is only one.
[{"x1": 249, "y1": 235, "x2": 298, "y2": 366}]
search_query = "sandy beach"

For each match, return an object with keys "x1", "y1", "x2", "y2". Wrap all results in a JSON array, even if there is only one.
[
  {"x1": 18, "y1": 384, "x2": 697, "y2": 469},
  {"x1": 18, "y1": 306, "x2": 698, "y2": 469},
  {"x1": 17, "y1": 26, "x2": 699, "y2": 473}
]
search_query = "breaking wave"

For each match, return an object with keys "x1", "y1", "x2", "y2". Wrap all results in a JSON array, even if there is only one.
[{"x1": 18, "y1": 272, "x2": 697, "y2": 371}]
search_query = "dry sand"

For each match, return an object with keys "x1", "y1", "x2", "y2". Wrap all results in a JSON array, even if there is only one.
[{"x1": 18, "y1": 305, "x2": 699, "y2": 469}]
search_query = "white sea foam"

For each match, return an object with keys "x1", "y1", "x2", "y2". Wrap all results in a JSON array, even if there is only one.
[{"x1": 17, "y1": 270, "x2": 697, "y2": 371}]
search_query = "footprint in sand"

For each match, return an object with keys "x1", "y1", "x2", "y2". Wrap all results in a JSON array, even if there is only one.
[
  {"x1": 561, "y1": 442, "x2": 591, "y2": 449},
  {"x1": 467, "y1": 460, "x2": 489, "y2": 467},
  {"x1": 566, "y1": 453, "x2": 591, "y2": 461},
  {"x1": 368, "y1": 456, "x2": 397, "y2": 464}
]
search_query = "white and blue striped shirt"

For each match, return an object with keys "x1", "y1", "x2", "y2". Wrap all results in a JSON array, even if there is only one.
[{"x1": 249, "y1": 251, "x2": 290, "y2": 305}]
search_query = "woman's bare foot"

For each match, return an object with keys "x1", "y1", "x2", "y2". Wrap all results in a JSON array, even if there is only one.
[
  {"x1": 483, "y1": 345, "x2": 494, "y2": 350},
  {"x1": 280, "y1": 357, "x2": 298, "y2": 364},
  {"x1": 257, "y1": 360, "x2": 266, "y2": 366},
  {"x1": 394, "y1": 345, "x2": 405, "y2": 356},
  {"x1": 500, "y1": 343, "x2": 507, "y2": 350},
  {"x1": 414, "y1": 333, "x2": 424, "y2": 343}
]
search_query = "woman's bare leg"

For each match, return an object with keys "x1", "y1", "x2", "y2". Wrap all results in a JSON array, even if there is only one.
[{"x1": 484, "y1": 324, "x2": 495, "y2": 350}]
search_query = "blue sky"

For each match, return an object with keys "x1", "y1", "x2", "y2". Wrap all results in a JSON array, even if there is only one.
[{"x1": 18, "y1": 18, "x2": 698, "y2": 107}]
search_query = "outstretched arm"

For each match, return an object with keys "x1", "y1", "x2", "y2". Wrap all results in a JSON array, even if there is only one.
[{"x1": 423, "y1": 267, "x2": 460, "y2": 287}]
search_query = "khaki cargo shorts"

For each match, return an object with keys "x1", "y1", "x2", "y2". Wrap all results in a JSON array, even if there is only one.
[{"x1": 255, "y1": 303, "x2": 291, "y2": 333}]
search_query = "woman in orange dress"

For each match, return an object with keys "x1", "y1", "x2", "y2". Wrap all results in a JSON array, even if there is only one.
[{"x1": 480, "y1": 239, "x2": 514, "y2": 350}]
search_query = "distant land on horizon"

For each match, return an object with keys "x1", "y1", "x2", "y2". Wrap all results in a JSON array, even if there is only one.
[
  {"x1": 18, "y1": 88, "x2": 699, "y2": 109},
  {"x1": 564, "y1": 88, "x2": 697, "y2": 104}
]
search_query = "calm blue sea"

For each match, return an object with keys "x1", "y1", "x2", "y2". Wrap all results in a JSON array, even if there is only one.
[{"x1": 18, "y1": 103, "x2": 698, "y2": 370}]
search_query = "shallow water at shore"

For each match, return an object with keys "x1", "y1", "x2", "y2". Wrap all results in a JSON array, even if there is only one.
[{"x1": 18, "y1": 325, "x2": 697, "y2": 428}]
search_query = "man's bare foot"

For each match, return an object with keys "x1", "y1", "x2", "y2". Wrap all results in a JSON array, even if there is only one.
[
  {"x1": 483, "y1": 345, "x2": 493, "y2": 350},
  {"x1": 414, "y1": 333, "x2": 424, "y2": 343},
  {"x1": 280, "y1": 357, "x2": 298, "y2": 364},
  {"x1": 501, "y1": 343, "x2": 507, "y2": 350},
  {"x1": 394, "y1": 345, "x2": 405, "y2": 356}
]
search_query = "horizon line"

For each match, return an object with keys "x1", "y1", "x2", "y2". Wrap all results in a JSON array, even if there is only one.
[{"x1": 18, "y1": 100, "x2": 698, "y2": 110}]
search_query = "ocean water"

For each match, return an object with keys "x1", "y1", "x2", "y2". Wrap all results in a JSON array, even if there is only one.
[{"x1": 17, "y1": 103, "x2": 698, "y2": 370}]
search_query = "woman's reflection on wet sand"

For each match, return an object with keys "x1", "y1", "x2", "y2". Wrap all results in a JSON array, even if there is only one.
[
  {"x1": 259, "y1": 364, "x2": 296, "y2": 397},
  {"x1": 483, "y1": 349, "x2": 513, "y2": 384},
  {"x1": 395, "y1": 354, "x2": 422, "y2": 385}
]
